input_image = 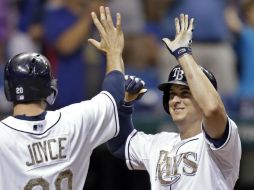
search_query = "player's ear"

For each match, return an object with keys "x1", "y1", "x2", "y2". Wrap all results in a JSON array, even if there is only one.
[{"x1": 46, "y1": 79, "x2": 58, "y2": 105}]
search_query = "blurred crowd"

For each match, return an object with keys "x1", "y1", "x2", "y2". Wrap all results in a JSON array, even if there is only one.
[{"x1": 0, "y1": 0, "x2": 254, "y2": 120}]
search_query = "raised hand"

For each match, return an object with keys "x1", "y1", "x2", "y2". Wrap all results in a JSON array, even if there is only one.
[
  {"x1": 88, "y1": 6, "x2": 124, "y2": 55},
  {"x1": 162, "y1": 14, "x2": 194, "y2": 59},
  {"x1": 124, "y1": 75, "x2": 147, "y2": 103}
]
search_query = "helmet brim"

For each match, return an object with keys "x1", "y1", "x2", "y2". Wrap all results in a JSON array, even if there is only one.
[{"x1": 158, "y1": 81, "x2": 188, "y2": 91}]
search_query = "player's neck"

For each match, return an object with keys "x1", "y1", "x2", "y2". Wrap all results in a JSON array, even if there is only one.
[
  {"x1": 13, "y1": 101, "x2": 47, "y2": 116},
  {"x1": 177, "y1": 120, "x2": 202, "y2": 140}
]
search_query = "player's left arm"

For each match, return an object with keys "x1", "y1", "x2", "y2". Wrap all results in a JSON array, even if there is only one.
[
  {"x1": 163, "y1": 14, "x2": 227, "y2": 140},
  {"x1": 88, "y1": 6, "x2": 124, "y2": 74},
  {"x1": 89, "y1": 6, "x2": 125, "y2": 106}
]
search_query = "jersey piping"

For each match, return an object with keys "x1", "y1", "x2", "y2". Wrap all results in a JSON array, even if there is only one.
[
  {"x1": 175, "y1": 138, "x2": 199, "y2": 154},
  {"x1": 101, "y1": 91, "x2": 119, "y2": 137},
  {"x1": 126, "y1": 130, "x2": 138, "y2": 170},
  {"x1": 0, "y1": 113, "x2": 61, "y2": 135}
]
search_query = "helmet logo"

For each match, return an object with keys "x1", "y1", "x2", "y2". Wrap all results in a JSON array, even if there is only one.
[
  {"x1": 16, "y1": 87, "x2": 24, "y2": 94},
  {"x1": 172, "y1": 67, "x2": 184, "y2": 81},
  {"x1": 16, "y1": 87, "x2": 24, "y2": 100}
]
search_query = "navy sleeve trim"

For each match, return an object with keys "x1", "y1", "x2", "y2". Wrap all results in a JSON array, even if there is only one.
[
  {"x1": 204, "y1": 119, "x2": 230, "y2": 148},
  {"x1": 102, "y1": 70, "x2": 125, "y2": 106},
  {"x1": 106, "y1": 102, "x2": 134, "y2": 159}
]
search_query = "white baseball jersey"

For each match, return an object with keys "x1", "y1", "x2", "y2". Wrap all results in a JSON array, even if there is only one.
[
  {"x1": 125, "y1": 117, "x2": 241, "y2": 190},
  {"x1": 0, "y1": 91, "x2": 119, "y2": 190}
]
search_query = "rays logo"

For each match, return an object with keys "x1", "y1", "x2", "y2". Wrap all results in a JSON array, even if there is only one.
[
  {"x1": 172, "y1": 67, "x2": 184, "y2": 81},
  {"x1": 155, "y1": 150, "x2": 198, "y2": 186}
]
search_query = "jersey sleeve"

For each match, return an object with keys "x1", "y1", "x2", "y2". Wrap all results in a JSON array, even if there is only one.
[
  {"x1": 59, "y1": 91, "x2": 119, "y2": 149},
  {"x1": 125, "y1": 130, "x2": 156, "y2": 170},
  {"x1": 203, "y1": 117, "x2": 241, "y2": 181}
]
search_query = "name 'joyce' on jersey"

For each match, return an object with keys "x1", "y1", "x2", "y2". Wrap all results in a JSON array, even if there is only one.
[{"x1": 25, "y1": 137, "x2": 69, "y2": 168}]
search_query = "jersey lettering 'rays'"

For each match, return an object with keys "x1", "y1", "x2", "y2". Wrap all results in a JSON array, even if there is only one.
[{"x1": 155, "y1": 150, "x2": 197, "y2": 186}]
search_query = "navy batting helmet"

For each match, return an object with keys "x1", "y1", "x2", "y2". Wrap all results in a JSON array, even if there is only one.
[
  {"x1": 4, "y1": 52, "x2": 58, "y2": 105},
  {"x1": 158, "y1": 65, "x2": 217, "y2": 114}
]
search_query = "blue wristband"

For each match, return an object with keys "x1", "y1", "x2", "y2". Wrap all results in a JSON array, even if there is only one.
[{"x1": 172, "y1": 47, "x2": 192, "y2": 59}]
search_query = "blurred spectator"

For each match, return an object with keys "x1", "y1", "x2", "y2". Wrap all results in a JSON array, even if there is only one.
[
  {"x1": 7, "y1": 0, "x2": 45, "y2": 58},
  {"x1": 0, "y1": 0, "x2": 8, "y2": 64},
  {"x1": 143, "y1": 0, "x2": 173, "y2": 40},
  {"x1": 225, "y1": 0, "x2": 254, "y2": 118},
  {"x1": 109, "y1": 0, "x2": 162, "y2": 113},
  {"x1": 123, "y1": 34, "x2": 161, "y2": 112},
  {"x1": 109, "y1": 0, "x2": 145, "y2": 34},
  {"x1": 0, "y1": 0, "x2": 12, "y2": 114},
  {"x1": 43, "y1": 0, "x2": 103, "y2": 109},
  {"x1": 158, "y1": 0, "x2": 238, "y2": 97}
]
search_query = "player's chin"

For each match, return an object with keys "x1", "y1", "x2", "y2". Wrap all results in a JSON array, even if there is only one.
[
  {"x1": 170, "y1": 111, "x2": 186, "y2": 121},
  {"x1": 171, "y1": 115, "x2": 185, "y2": 122}
]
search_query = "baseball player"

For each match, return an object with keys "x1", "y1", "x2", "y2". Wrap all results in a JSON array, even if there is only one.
[
  {"x1": 107, "y1": 14, "x2": 241, "y2": 189},
  {"x1": 0, "y1": 6, "x2": 125, "y2": 189}
]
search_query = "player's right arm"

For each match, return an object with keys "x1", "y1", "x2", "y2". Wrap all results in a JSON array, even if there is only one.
[
  {"x1": 162, "y1": 14, "x2": 227, "y2": 140},
  {"x1": 163, "y1": 14, "x2": 241, "y2": 179}
]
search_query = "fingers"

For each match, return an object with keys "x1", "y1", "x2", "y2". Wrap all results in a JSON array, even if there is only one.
[
  {"x1": 125, "y1": 76, "x2": 139, "y2": 92},
  {"x1": 91, "y1": 11, "x2": 106, "y2": 38},
  {"x1": 92, "y1": 6, "x2": 117, "y2": 34},
  {"x1": 175, "y1": 13, "x2": 194, "y2": 32},
  {"x1": 105, "y1": 7, "x2": 113, "y2": 27},
  {"x1": 175, "y1": 18, "x2": 180, "y2": 34},
  {"x1": 188, "y1": 18, "x2": 194, "y2": 32},
  {"x1": 125, "y1": 75, "x2": 134, "y2": 89},
  {"x1": 124, "y1": 75, "x2": 147, "y2": 102},
  {"x1": 125, "y1": 75, "x2": 146, "y2": 94},
  {"x1": 100, "y1": 6, "x2": 108, "y2": 29},
  {"x1": 99, "y1": 6, "x2": 106, "y2": 21},
  {"x1": 101, "y1": 6, "x2": 119, "y2": 31},
  {"x1": 184, "y1": 14, "x2": 188, "y2": 30},
  {"x1": 180, "y1": 14, "x2": 185, "y2": 32},
  {"x1": 116, "y1": 12, "x2": 122, "y2": 32}
]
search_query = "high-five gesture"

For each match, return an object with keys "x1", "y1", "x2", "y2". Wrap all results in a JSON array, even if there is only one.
[
  {"x1": 89, "y1": 6, "x2": 124, "y2": 56},
  {"x1": 124, "y1": 75, "x2": 147, "y2": 103},
  {"x1": 162, "y1": 14, "x2": 194, "y2": 59},
  {"x1": 89, "y1": 6, "x2": 124, "y2": 73}
]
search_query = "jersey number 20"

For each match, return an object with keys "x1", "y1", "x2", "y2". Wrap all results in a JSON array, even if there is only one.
[{"x1": 24, "y1": 169, "x2": 73, "y2": 190}]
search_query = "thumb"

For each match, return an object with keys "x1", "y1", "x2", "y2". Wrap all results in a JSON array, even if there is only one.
[
  {"x1": 162, "y1": 38, "x2": 173, "y2": 53},
  {"x1": 88, "y1": 39, "x2": 101, "y2": 50},
  {"x1": 138, "y1": 88, "x2": 148, "y2": 96},
  {"x1": 136, "y1": 88, "x2": 148, "y2": 101},
  {"x1": 124, "y1": 88, "x2": 148, "y2": 103},
  {"x1": 162, "y1": 38, "x2": 171, "y2": 46}
]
